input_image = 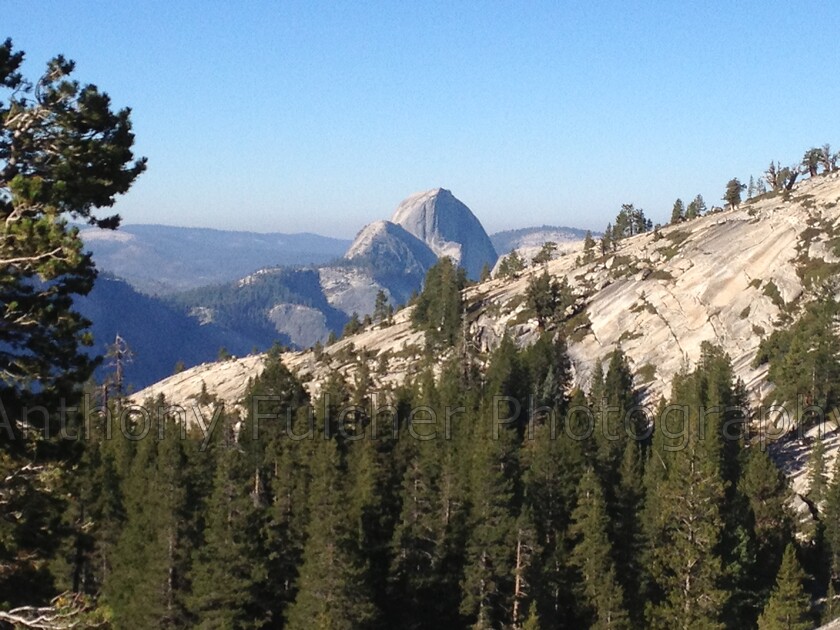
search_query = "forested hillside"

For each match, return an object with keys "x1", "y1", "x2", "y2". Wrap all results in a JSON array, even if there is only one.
[{"x1": 45, "y1": 338, "x2": 840, "y2": 629}]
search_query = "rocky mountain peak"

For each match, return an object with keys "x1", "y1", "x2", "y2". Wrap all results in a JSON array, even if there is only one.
[
  {"x1": 344, "y1": 220, "x2": 437, "y2": 277},
  {"x1": 390, "y1": 188, "x2": 497, "y2": 279}
]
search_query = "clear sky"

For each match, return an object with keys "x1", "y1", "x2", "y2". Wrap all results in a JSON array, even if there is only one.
[{"x1": 6, "y1": 1, "x2": 840, "y2": 237}]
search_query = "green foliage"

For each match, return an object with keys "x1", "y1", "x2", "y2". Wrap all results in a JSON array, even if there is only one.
[
  {"x1": 285, "y1": 438, "x2": 378, "y2": 629},
  {"x1": 496, "y1": 250, "x2": 526, "y2": 278},
  {"x1": 825, "y1": 455, "x2": 840, "y2": 593},
  {"x1": 670, "y1": 198, "x2": 685, "y2": 224},
  {"x1": 643, "y1": 345, "x2": 746, "y2": 629},
  {"x1": 569, "y1": 468, "x2": 631, "y2": 629},
  {"x1": 757, "y1": 545, "x2": 813, "y2": 630},
  {"x1": 807, "y1": 436, "x2": 828, "y2": 504},
  {"x1": 724, "y1": 178, "x2": 746, "y2": 209},
  {"x1": 583, "y1": 230, "x2": 597, "y2": 261},
  {"x1": 686, "y1": 194, "x2": 706, "y2": 220},
  {"x1": 762, "y1": 281, "x2": 785, "y2": 310},
  {"x1": 0, "y1": 39, "x2": 145, "y2": 608},
  {"x1": 343, "y1": 311, "x2": 363, "y2": 337},
  {"x1": 525, "y1": 270, "x2": 575, "y2": 330},
  {"x1": 608, "y1": 203, "x2": 652, "y2": 242},
  {"x1": 373, "y1": 289, "x2": 392, "y2": 323},
  {"x1": 411, "y1": 257, "x2": 467, "y2": 348},
  {"x1": 531, "y1": 241, "x2": 557, "y2": 266},
  {"x1": 754, "y1": 298, "x2": 840, "y2": 416}
]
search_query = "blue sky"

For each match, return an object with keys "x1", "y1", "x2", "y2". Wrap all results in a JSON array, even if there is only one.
[{"x1": 6, "y1": 1, "x2": 839, "y2": 237}]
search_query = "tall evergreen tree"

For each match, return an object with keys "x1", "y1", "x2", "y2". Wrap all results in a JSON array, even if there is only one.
[
  {"x1": 569, "y1": 468, "x2": 630, "y2": 630},
  {"x1": 412, "y1": 257, "x2": 467, "y2": 348},
  {"x1": 670, "y1": 198, "x2": 685, "y2": 224},
  {"x1": 105, "y1": 411, "x2": 193, "y2": 628},
  {"x1": 739, "y1": 446, "x2": 792, "y2": 608},
  {"x1": 757, "y1": 544, "x2": 813, "y2": 630},
  {"x1": 190, "y1": 420, "x2": 268, "y2": 628},
  {"x1": 644, "y1": 355, "x2": 731, "y2": 629},
  {"x1": 286, "y1": 437, "x2": 377, "y2": 629},
  {"x1": 808, "y1": 436, "x2": 828, "y2": 505},
  {"x1": 460, "y1": 345, "x2": 524, "y2": 628},
  {"x1": 0, "y1": 39, "x2": 145, "y2": 607}
]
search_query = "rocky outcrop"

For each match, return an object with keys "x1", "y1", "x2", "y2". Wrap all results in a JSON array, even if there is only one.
[
  {"x1": 267, "y1": 303, "x2": 330, "y2": 349},
  {"x1": 391, "y1": 188, "x2": 497, "y2": 279}
]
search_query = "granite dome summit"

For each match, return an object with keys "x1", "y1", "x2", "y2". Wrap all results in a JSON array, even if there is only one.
[{"x1": 390, "y1": 188, "x2": 498, "y2": 279}]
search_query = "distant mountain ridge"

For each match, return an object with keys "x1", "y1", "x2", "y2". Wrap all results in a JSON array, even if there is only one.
[
  {"x1": 490, "y1": 225, "x2": 593, "y2": 256},
  {"x1": 80, "y1": 190, "x2": 592, "y2": 385},
  {"x1": 80, "y1": 223, "x2": 351, "y2": 294},
  {"x1": 166, "y1": 188, "x2": 500, "y2": 353}
]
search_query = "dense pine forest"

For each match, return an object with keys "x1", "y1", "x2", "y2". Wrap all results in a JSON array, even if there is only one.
[{"x1": 8, "y1": 323, "x2": 840, "y2": 629}]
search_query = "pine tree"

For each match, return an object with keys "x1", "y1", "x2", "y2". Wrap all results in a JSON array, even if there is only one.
[
  {"x1": 460, "y1": 397, "x2": 519, "y2": 627},
  {"x1": 373, "y1": 289, "x2": 391, "y2": 323},
  {"x1": 105, "y1": 411, "x2": 193, "y2": 628},
  {"x1": 522, "y1": 600, "x2": 542, "y2": 630},
  {"x1": 757, "y1": 544, "x2": 813, "y2": 630},
  {"x1": 614, "y1": 438, "x2": 645, "y2": 620},
  {"x1": 189, "y1": 422, "x2": 268, "y2": 628},
  {"x1": 724, "y1": 178, "x2": 746, "y2": 210},
  {"x1": 261, "y1": 406, "x2": 312, "y2": 621},
  {"x1": 670, "y1": 199, "x2": 685, "y2": 224},
  {"x1": 739, "y1": 446, "x2": 792, "y2": 604},
  {"x1": 1, "y1": 39, "x2": 145, "y2": 606},
  {"x1": 594, "y1": 348, "x2": 637, "y2": 489},
  {"x1": 808, "y1": 436, "x2": 828, "y2": 505},
  {"x1": 583, "y1": 230, "x2": 597, "y2": 261},
  {"x1": 824, "y1": 454, "x2": 840, "y2": 590},
  {"x1": 347, "y1": 427, "x2": 399, "y2": 622},
  {"x1": 644, "y1": 359, "x2": 730, "y2": 629},
  {"x1": 286, "y1": 437, "x2": 377, "y2": 629},
  {"x1": 412, "y1": 257, "x2": 467, "y2": 348},
  {"x1": 242, "y1": 350, "x2": 311, "y2": 623},
  {"x1": 521, "y1": 409, "x2": 584, "y2": 626},
  {"x1": 569, "y1": 468, "x2": 630, "y2": 630},
  {"x1": 686, "y1": 194, "x2": 706, "y2": 220}
]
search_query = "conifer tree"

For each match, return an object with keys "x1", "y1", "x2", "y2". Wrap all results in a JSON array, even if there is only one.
[
  {"x1": 739, "y1": 446, "x2": 792, "y2": 604},
  {"x1": 614, "y1": 438, "x2": 646, "y2": 620},
  {"x1": 644, "y1": 358, "x2": 730, "y2": 629},
  {"x1": 569, "y1": 468, "x2": 630, "y2": 630},
  {"x1": 583, "y1": 230, "x2": 597, "y2": 261},
  {"x1": 412, "y1": 257, "x2": 467, "y2": 348},
  {"x1": 347, "y1": 427, "x2": 399, "y2": 620},
  {"x1": 190, "y1": 422, "x2": 268, "y2": 628},
  {"x1": 460, "y1": 362, "x2": 521, "y2": 627},
  {"x1": 757, "y1": 544, "x2": 813, "y2": 630},
  {"x1": 286, "y1": 437, "x2": 377, "y2": 629},
  {"x1": 824, "y1": 454, "x2": 840, "y2": 594},
  {"x1": 105, "y1": 411, "x2": 193, "y2": 628},
  {"x1": 724, "y1": 178, "x2": 746, "y2": 210},
  {"x1": 521, "y1": 600, "x2": 542, "y2": 630},
  {"x1": 387, "y1": 367, "x2": 466, "y2": 628},
  {"x1": 670, "y1": 198, "x2": 685, "y2": 224},
  {"x1": 1, "y1": 39, "x2": 145, "y2": 606},
  {"x1": 686, "y1": 194, "x2": 706, "y2": 219},
  {"x1": 808, "y1": 436, "x2": 828, "y2": 505},
  {"x1": 511, "y1": 509, "x2": 540, "y2": 628}
]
